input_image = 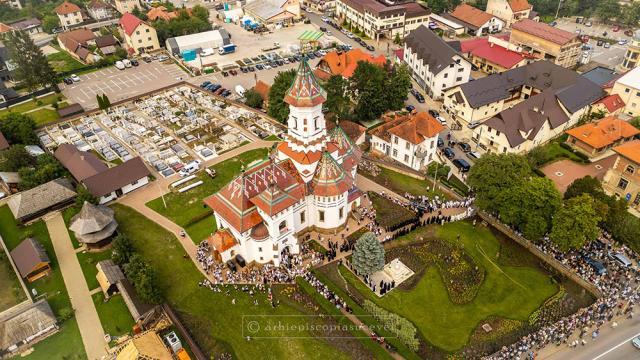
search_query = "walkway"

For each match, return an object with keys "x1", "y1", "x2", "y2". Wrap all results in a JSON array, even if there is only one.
[{"x1": 45, "y1": 212, "x2": 107, "y2": 360}]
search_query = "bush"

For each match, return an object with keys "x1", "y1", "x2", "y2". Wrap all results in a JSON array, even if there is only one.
[
  {"x1": 363, "y1": 300, "x2": 420, "y2": 351},
  {"x1": 36, "y1": 100, "x2": 43, "y2": 106}
]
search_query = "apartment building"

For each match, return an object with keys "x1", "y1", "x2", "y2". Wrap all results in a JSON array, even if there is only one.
[
  {"x1": 403, "y1": 25, "x2": 471, "y2": 100},
  {"x1": 119, "y1": 12, "x2": 160, "y2": 55},
  {"x1": 510, "y1": 19, "x2": 581, "y2": 68},
  {"x1": 335, "y1": 0, "x2": 430, "y2": 40},
  {"x1": 443, "y1": 4, "x2": 504, "y2": 37},
  {"x1": 611, "y1": 67, "x2": 640, "y2": 117}
]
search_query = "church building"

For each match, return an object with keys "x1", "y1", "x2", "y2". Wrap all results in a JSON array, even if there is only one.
[{"x1": 204, "y1": 58, "x2": 362, "y2": 266}]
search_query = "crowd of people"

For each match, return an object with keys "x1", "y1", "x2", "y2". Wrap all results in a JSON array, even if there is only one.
[
  {"x1": 303, "y1": 272, "x2": 351, "y2": 312},
  {"x1": 489, "y1": 230, "x2": 640, "y2": 359}
]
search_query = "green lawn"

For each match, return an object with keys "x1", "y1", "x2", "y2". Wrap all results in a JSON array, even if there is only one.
[
  {"x1": 0, "y1": 249, "x2": 27, "y2": 312},
  {"x1": 264, "y1": 134, "x2": 281, "y2": 141},
  {"x1": 343, "y1": 221, "x2": 559, "y2": 352},
  {"x1": 28, "y1": 108, "x2": 60, "y2": 126},
  {"x1": 360, "y1": 166, "x2": 446, "y2": 198},
  {"x1": 0, "y1": 206, "x2": 86, "y2": 359},
  {"x1": 146, "y1": 148, "x2": 269, "y2": 243},
  {"x1": 368, "y1": 191, "x2": 416, "y2": 229},
  {"x1": 111, "y1": 204, "x2": 364, "y2": 359},
  {"x1": 20, "y1": 316, "x2": 86, "y2": 360},
  {"x1": 47, "y1": 48, "x2": 87, "y2": 73},
  {"x1": 92, "y1": 292, "x2": 135, "y2": 338},
  {"x1": 77, "y1": 250, "x2": 113, "y2": 291},
  {"x1": 0, "y1": 93, "x2": 64, "y2": 116}
]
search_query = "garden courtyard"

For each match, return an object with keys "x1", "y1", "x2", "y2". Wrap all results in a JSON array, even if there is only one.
[{"x1": 317, "y1": 220, "x2": 595, "y2": 357}]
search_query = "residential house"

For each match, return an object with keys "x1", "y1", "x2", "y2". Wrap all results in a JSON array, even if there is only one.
[
  {"x1": 57, "y1": 28, "x2": 99, "y2": 64},
  {"x1": 403, "y1": 25, "x2": 472, "y2": 100},
  {"x1": 95, "y1": 34, "x2": 118, "y2": 55},
  {"x1": 0, "y1": 300, "x2": 57, "y2": 355},
  {"x1": 443, "y1": 4, "x2": 504, "y2": 36},
  {"x1": 8, "y1": 18, "x2": 42, "y2": 35},
  {"x1": 443, "y1": 61, "x2": 601, "y2": 127},
  {"x1": 119, "y1": 12, "x2": 160, "y2": 55},
  {"x1": 314, "y1": 48, "x2": 386, "y2": 80},
  {"x1": 7, "y1": 178, "x2": 77, "y2": 223},
  {"x1": 10, "y1": 238, "x2": 51, "y2": 282},
  {"x1": 471, "y1": 79, "x2": 604, "y2": 154},
  {"x1": 55, "y1": 1, "x2": 84, "y2": 29},
  {"x1": 593, "y1": 94, "x2": 626, "y2": 116},
  {"x1": 87, "y1": 0, "x2": 115, "y2": 20},
  {"x1": 565, "y1": 116, "x2": 640, "y2": 157},
  {"x1": 460, "y1": 35, "x2": 531, "y2": 74},
  {"x1": 0, "y1": 0, "x2": 22, "y2": 9},
  {"x1": 54, "y1": 144, "x2": 150, "y2": 204},
  {"x1": 510, "y1": 19, "x2": 581, "y2": 68},
  {"x1": 114, "y1": 0, "x2": 141, "y2": 14},
  {"x1": 611, "y1": 67, "x2": 640, "y2": 117},
  {"x1": 244, "y1": 0, "x2": 302, "y2": 25},
  {"x1": 335, "y1": 0, "x2": 430, "y2": 40},
  {"x1": 603, "y1": 140, "x2": 640, "y2": 211},
  {"x1": 369, "y1": 111, "x2": 444, "y2": 170},
  {"x1": 619, "y1": 30, "x2": 640, "y2": 72},
  {"x1": 485, "y1": 0, "x2": 532, "y2": 27}
]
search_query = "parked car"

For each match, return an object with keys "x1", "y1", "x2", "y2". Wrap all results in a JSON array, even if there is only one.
[
  {"x1": 443, "y1": 147, "x2": 455, "y2": 159},
  {"x1": 428, "y1": 109, "x2": 439, "y2": 117},
  {"x1": 406, "y1": 105, "x2": 416, "y2": 112},
  {"x1": 632, "y1": 336, "x2": 640, "y2": 350},
  {"x1": 366, "y1": 44, "x2": 375, "y2": 51},
  {"x1": 549, "y1": 21, "x2": 557, "y2": 27},
  {"x1": 625, "y1": 29, "x2": 634, "y2": 36},
  {"x1": 452, "y1": 158, "x2": 471, "y2": 172},
  {"x1": 584, "y1": 256, "x2": 607, "y2": 275},
  {"x1": 613, "y1": 25, "x2": 620, "y2": 32},
  {"x1": 585, "y1": 21, "x2": 592, "y2": 27},
  {"x1": 437, "y1": 137, "x2": 444, "y2": 147},
  {"x1": 619, "y1": 39, "x2": 628, "y2": 45},
  {"x1": 235, "y1": 85, "x2": 246, "y2": 97},
  {"x1": 156, "y1": 55, "x2": 169, "y2": 62},
  {"x1": 411, "y1": 89, "x2": 425, "y2": 103},
  {"x1": 468, "y1": 151, "x2": 481, "y2": 159},
  {"x1": 63, "y1": 77, "x2": 73, "y2": 85},
  {"x1": 70, "y1": 74, "x2": 81, "y2": 82},
  {"x1": 468, "y1": 121, "x2": 481, "y2": 129},
  {"x1": 130, "y1": 59, "x2": 139, "y2": 66},
  {"x1": 604, "y1": 42, "x2": 611, "y2": 48},
  {"x1": 596, "y1": 40, "x2": 604, "y2": 46},
  {"x1": 320, "y1": 26, "x2": 327, "y2": 32},
  {"x1": 179, "y1": 160, "x2": 201, "y2": 177},
  {"x1": 200, "y1": 81, "x2": 211, "y2": 88},
  {"x1": 608, "y1": 252, "x2": 633, "y2": 267},
  {"x1": 458, "y1": 142, "x2": 471, "y2": 152},
  {"x1": 115, "y1": 61, "x2": 125, "y2": 70},
  {"x1": 122, "y1": 59, "x2": 132, "y2": 68},
  {"x1": 222, "y1": 71, "x2": 229, "y2": 77}
]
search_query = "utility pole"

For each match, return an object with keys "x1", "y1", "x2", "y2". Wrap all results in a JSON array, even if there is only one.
[{"x1": 555, "y1": 0, "x2": 563, "y2": 19}]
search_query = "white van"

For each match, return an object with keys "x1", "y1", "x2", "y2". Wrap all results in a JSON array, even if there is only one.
[
  {"x1": 179, "y1": 160, "x2": 201, "y2": 177},
  {"x1": 235, "y1": 85, "x2": 246, "y2": 97},
  {"x1": 122, "y1": 59, "x2": 132, "y2": 68},
  {"x1": 115, "y1": 61, "x2": 125, "y2": 70}
]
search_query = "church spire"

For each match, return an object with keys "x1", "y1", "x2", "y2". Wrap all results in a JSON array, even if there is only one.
[{"x1": 284, "y1": 57, "x2": 327, "y2": 107}]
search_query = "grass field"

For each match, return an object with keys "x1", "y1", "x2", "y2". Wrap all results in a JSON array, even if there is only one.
[
  {"x1": 0, "y1": 249, "x2": 27, "y2": 312},
  {"x1": 0, "y1": 93, "x2": 64, "y2": 116},
  {"x1": 29, "y1": 108, "x2": 60, "y2": 126},
  {"x1": 342, "y1": 221, "x2": 559, "y2": 352},
  {"x1": 368, "y1": 191, "x2": 416, "y2": 229},
  {"x1": 47, "y1": 48, "x2": 87, "y2": 73},
  {"x1": 0, "y1": 206, "x2": 86, "y2": 359},
  {"x1": 146, "y1": 148, "x2": 269, "y2": 243},
  {"x1": 112, "y1": 204, "x2": 371, "y2": 359},
  {"x1": 92, "y1": 292, "x2": 135, "y2": 338},
  {"x1": 360, "y1": 166, "x2": 446, "y2": 198}
]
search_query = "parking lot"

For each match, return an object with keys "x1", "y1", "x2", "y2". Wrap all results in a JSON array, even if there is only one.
[{"x1": 61, "y1": 61, "x2": 187, "y2": 110}]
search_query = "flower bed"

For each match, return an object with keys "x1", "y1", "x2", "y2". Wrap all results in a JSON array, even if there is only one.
[{"x1": 368, "y1": 192, "x2": 418, "y2": 231}]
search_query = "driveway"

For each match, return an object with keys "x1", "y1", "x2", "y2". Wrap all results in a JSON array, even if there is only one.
[
  {"x1": 45, "y1": 212, "x2": 107, "y2": 360},
  {"x1": 60, "y1": 61, "x2": 186, "y2": 110}
]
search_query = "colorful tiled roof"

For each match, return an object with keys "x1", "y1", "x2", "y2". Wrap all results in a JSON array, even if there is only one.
[
  {"x1": 119, "y1": 12, "x2": 144, "y2": 36},
  {"x1": 315, "y1": 48, "x2": 386, "y2": 80},
  {"x1": 309, "y1": 151, "x2": 354, "y2": 197},
  {"x1": 613, "y1": 140, "x2": 640, "y2": 165},
  {"x1": 565, "y1": 116, "x2": 640, "y2": 149},
  {"x1": 207, "y1": 229, "x2": 238, "y2": 253},
  {"x1": 509, "y1": 0, "x2": 531, "y2": 12},
  {"x1": 595, "y1": 94, "x2": 625, "y2": 113},
  {"x1": 55, "y1": 1, "x2": 81, "y2": 15},
  {"x1": 373, "y1": 112, "x2": 444, "y2": 145},
  {"x1": 450, "y1": 4, "x2": 493, "y2": 28},
  {"x1": 284, "y1": 58, "x2": 327, "y2": 107},
  {"x1": 204, "y1": 159, "x2": 305, "y2": 233},
  {"x1": 327, "y1": 124, "x2": 362, "y2": 172},
  {"x1": 512, "y1": 19, "x2": 576, "y2": 45}
]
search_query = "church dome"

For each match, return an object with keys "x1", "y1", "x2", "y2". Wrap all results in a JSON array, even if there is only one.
[{"x1": 250, "y1": 222, "x2": 269, "y2": 241}]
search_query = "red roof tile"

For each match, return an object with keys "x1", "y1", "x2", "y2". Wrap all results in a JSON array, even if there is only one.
[
  {"x1": 315, "y1": 48, "x2": 386, "y2": 79},
  {"x1": 284, "y1": 58, "x2": 326, "y2": 107},
  {"x1": 512, "y1": 19, "x2": 577, "y2": 45},
  {"x1": 119, "y1": 12, "x2": 144, "y2": 36},
  {"x1": 55, "y1": 1, "x2": 81, "y2": 15},
  {"x1": 207, "y1": 229, "x2": 238, "y2": 253},
  {"x1": 470, "y1": 40, "x2": 529, "y2": 69},
  {"x1": 450, "y1": 4, "x2": 493, "y2": 28},
  {"x1": 509, "y1": 0, "x2": 531, "y2": 12},
  {"x1": 566, "y1": 116, "x2": 640, "y2": 149},
  {"x1": 595, "y1": 94, "x2": 625, "y2": 113},
  {"x1": 613, "y1": 140, "x2": 640, "y2": 164},
  {"x1": 386, "y1": 112, "x2": 445, "y2": 144},
  {"x1": 309, "y1": 152, "x2": 354, "y2": 197}
]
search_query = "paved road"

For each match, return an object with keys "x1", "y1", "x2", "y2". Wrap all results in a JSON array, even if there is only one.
[
  {"x1": 539, "y1": 316, "x2": 640, "y2": 360},
  {"x1": 45, "y1": 212, "x2": 107, "y2": 360},
  {"x1": 554, "y1": 18, "x2": 629, "y2": 68}
]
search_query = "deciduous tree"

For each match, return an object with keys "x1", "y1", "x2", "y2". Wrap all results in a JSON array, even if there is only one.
[
  {"x1": 385, "y1": 64, "x2": 412, "y2": 111},
  {"x1": 324, "y1": 75, "x2": 350, "y2": 118},
  {"x1": 350, "y1": 61, "x2": 387, "y2": 121},
  {"x1": 18, "y1": 154, "x2": 66, "y2": 190},
  {"x1": 0, "y1": 113, "x2": 38, "y2": 144},
  {"x1": 267, "y1": 69, "x2": 296, "y2": 123},
  {"x1": 550, "y1": 194, "x2": 601, "y2": 251},
  {"x1": 0, "y1": 145, "x2": 35, "y2": 171},
  {"x1": 244, "y1": 89, "x2": 263, "y2": 109}
]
